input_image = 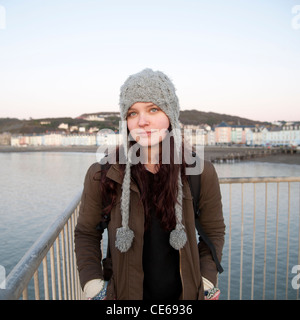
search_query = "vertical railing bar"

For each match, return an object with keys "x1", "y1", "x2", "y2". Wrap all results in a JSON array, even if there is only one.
[
  {"x1": 42, "y1": 256, "x2": 50, "y2": 300},
  {"x1": 72, "y1": 211, "x2": 79, "y2": 300},
  {"x1": 65, "y1": 222, "x2": 71, "y2": 300},
  {"x1": 55, "y1": 237, "x2": 62, "y2": 300},
  {"x1": 285, "y1": 182, "x2": 291, "y2": 300},
  {"x1": 75, "y1": 202, "x2": 83, "y2": 299},
  {"x1": 76, "y1": 209, "x2": 82, "y2": 300},
  {"x1": 72, "y1": 213, "x2": 76, "y2": 299},
  {"x1": 263, "y1": 182, "x2": 268, "y2": 300},
  {"x1": 68, "y1": 216, "x2": 75, "y2": 299},
  {"x1": 34, "y1": 270, "x2": 40, "y2": 300},
  {"x1": 78, "y1": 268, "x2": 83, "y2": 300},
  {"x1": 227, "y1": 184, "x2": 232, "y2": 300},
  {"x1": 77, "y1": 207, "x2": 82, "y2": 300},
  {"x1": 251, "y1": 183, "x2": 256, "y2": 300},
  {"x1": 239, "y1": 183, "x2": 244, "y2": 300},
  {"x1": 72, "y1": 208, "x2": 77, "y2": 300},
  {"x1": 22, "y1": 287, "x2": 28, "y2": 300},
  {"x1": 76, "y1": 207, "x2": 83, "y2": 300},
  {"x1": 72, "y1": 212, "x2": 78, "y2": 300},
  {"x1": 67, "y1": 217, "x2": 73, "y2": 300},
  {"x1": 61, "y1": 228, "x2": 68, "y2": 300},
  {"x1": 50, "y1": 245, "x2": 56, "y2": 300},
  {"x1": 274, "y1": 182, "x2": 280, "y2": 300},
  {"x1": 72, "y1": 202, "x2": 81, "y2": 299}
]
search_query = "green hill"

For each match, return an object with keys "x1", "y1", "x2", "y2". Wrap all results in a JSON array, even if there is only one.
[
  {"x1": 179, "y1": 109, "x2": 267, "y2": 127},
  {"x1": 0, "y1": 110, "x2": 269, "y2": 134}
]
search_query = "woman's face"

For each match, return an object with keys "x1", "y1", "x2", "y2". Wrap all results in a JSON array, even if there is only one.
[{"x1": 126, "y1": 102, "x2": 170, "y2": 148}]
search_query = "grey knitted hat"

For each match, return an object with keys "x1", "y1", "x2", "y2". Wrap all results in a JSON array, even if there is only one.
[{"x1": 115, "y1": 68, "x2": 187, "y2": 253}]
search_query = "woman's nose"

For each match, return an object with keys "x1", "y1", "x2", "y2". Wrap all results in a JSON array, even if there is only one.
[{"x1": 138, "y1": 114, "x2": 149, "y2": 127}]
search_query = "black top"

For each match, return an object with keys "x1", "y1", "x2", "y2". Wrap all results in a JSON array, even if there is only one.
[{"x1": 142, "y1": 170, "x2": 182, "y2": 300}]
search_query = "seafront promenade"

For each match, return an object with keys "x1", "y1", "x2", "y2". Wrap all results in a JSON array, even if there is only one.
[{"x1": 0, "y1": 145, "x2": 299, "y2": 165}]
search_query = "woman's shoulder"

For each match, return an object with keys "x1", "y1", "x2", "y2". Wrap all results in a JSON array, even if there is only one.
[
  {"x1": 86, "y1": 162, "x2": 102, "y2": 175},
  {"x1": 82, "y1": 162, "x2": 102, "y2": 188},
  {"x1": 185, "y1": 155, "x2": 215, "y2": 177},
  {"x1": 202, "y1": 160, "x2": 216, "y2": 175},
  {"x1": 86, "y1": 160, "x2": 123, "y2": 180},
  {"x1": 200, "y1": 160, "x2": 219, "y2": 182}
]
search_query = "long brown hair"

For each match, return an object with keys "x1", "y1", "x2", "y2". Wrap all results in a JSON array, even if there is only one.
[{"x1": 99, "y1": 134, "x2": 188, "y2": 231}]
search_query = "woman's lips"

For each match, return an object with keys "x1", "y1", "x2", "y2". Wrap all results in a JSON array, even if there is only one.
[{"x1": 136, "y1": 130, "x2": 156, "y2": 136}]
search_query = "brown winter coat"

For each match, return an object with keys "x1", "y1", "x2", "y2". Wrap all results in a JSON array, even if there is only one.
[{"x1": 74, "y1": 160, "x2": 225, "y2": 300}]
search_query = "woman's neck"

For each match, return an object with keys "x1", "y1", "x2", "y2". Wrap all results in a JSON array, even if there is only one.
[
  {"x1": 144, "y1": 163, "x2": 159, "y2": 173},
  {"x1": 142, "y1": 144, "x2": 160, "y2": 173}
]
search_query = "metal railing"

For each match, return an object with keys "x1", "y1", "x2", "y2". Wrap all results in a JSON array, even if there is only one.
[
  {"x1": 219, "y1": 176, "x2": 300, "y2": 300},
  {"x1": 0, "y1": 190, "x2": 83, "y2": 300},
  {"x1": 0, "y1": 176, "x2": 299, "y2": 300}
]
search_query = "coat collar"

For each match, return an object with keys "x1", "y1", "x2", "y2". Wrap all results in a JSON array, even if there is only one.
[
  {"x1": 106, "y1": 163, "x2": 193, "y2": 199},
  {"x1": 106, "y1": 163, "x2": 140, "y2": 194}
]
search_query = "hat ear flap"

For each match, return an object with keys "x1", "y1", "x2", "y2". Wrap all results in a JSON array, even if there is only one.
[
  {"x1": 169, "y1": 172, "x2": 187, "y2": 250},
  {"x1": 116, "y1": 161, "x2": 135, "y2": 253}
]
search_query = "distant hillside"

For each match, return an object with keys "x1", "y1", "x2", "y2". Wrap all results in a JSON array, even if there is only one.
[
  {"x1": 0, "y1": 118, "x2": 24, "y2": 133},
  {"x1": 0, "y1": 117, "x2": 75, "y2": 134},
  {"x1": 179, "y1": 109, "x2": 268, "y2": 127},
  {"x1": 0, "y1": 110, "x2": 270, "y2": 134},
  {"x1": 0, "y1": 116, "x2": 120, "y2": 134}
]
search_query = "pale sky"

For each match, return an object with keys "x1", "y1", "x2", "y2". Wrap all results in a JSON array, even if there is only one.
[{"x1": 0, "y1": 0, "x2": 300, "y2": 122}]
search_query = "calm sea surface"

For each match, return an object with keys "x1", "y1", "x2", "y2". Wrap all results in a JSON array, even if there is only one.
[{"x1": 0, "y1": 152, "x2": 299, "y2": 299}]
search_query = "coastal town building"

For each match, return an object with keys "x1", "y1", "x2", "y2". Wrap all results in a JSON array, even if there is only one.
[
  {"x1": 214, "y1": 121, "x2": 231, "y2": 145},
  {"x1": 4, "y1": 121, "x2": 300, "y2": 148},
  {"x1": 245, "y1": 124, "x2": 300, "y2": 147},
  {"x1": 78, "y1": 112, "x2": 119, "y2": 122}
]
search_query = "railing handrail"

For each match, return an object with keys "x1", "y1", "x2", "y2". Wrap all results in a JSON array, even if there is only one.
[
  {"x1": 219, "y1": 176, "x2": 300, "y2": 184},
  {"x1": 0, "y1": 189, "x2": 82, "y2": 300}
]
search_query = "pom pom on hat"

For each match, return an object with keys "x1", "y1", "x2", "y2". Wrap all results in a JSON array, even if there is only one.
[
  {"x1": 115, "y1": 226, "x2": 135, "y2": 253},
  {"x1": 169, "y1": 226, "x2": 187, "y2": 250}
]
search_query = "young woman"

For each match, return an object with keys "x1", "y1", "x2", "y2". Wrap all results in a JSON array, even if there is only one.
[{"x1": 74, "y1": 68, "x2": 225, "y2": 300}]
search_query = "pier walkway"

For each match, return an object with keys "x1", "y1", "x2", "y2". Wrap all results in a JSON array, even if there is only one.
[{"x1": 0, "y1": 176, "x2": 300, "y2": 300}]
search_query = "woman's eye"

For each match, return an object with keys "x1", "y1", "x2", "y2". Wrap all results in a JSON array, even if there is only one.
[
  {"x1": 150, "y1": 108, "x2": 158, "y2": 113},
  {"x1": 128, "y1": 112, "x2": 137, "y2": 117}
]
